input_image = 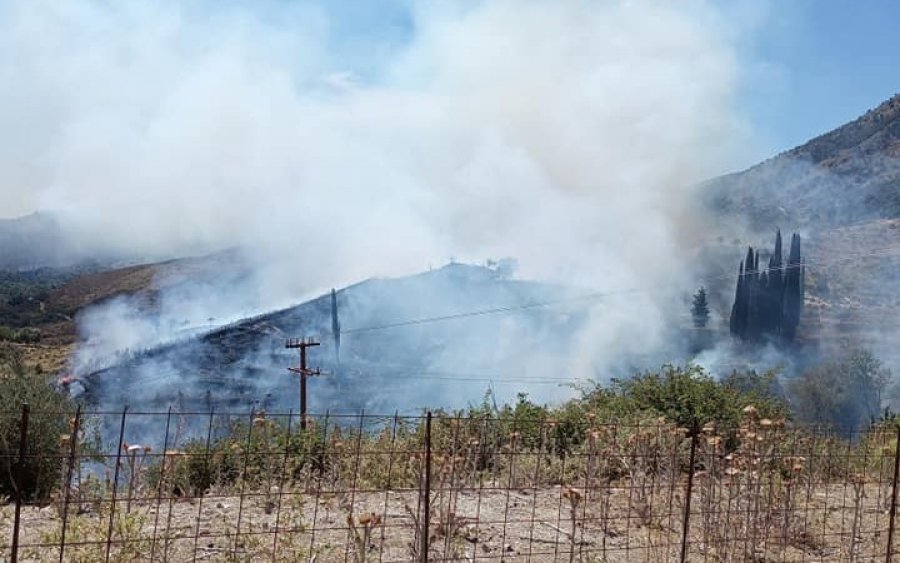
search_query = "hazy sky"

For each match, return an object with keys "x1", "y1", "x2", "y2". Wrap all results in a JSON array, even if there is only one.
[
  {"x1": 294, "y1": 0, "x2": 900, "y2": 163},
  {"x1": 1, "y1": 0, "x2": 898, "y2": 221}
]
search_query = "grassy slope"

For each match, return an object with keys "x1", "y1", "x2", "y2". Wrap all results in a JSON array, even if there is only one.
[{"x1": 2, "y1": 250, "x2": 248, "y2": 371}]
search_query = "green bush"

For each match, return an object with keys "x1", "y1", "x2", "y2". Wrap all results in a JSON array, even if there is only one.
[
  {"x1": 0, "y1": 344, "x2": 74, "y2": 501},
  {"x1": 14, "y1": 327, "x2": 41, "y2": 343},
  {"x1": 0, "y1": 325, "x2": 41, "y2": 343},
  {"x1": 608, "y1": 364, "x2": 787, "y2": 429}
]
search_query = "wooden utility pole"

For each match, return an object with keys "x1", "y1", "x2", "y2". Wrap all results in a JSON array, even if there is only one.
[
  {"x1": 331, "y1": 288, "x2": 341, "y2": 365},
  {"x1": 285, "y1": 338, "x2": 321, "y2": 430}
]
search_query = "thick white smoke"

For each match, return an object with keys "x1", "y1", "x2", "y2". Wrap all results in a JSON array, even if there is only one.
[{"x1": 0, "y1": 0, "x2": 762, "y2": 386}]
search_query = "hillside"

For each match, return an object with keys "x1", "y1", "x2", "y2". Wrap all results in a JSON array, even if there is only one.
[
  {"x1": 45, "y1": 248, "x2": 249, "y2": 316},
  {"x1": 78, "y1": 263, "x2": 587, "y2": 415},
  {"x1": 0, "y1": 213, "x2": 75, "y2": 270},
  {"x1": 706, "y1": 94, "x2": 900, "y2": 230},
  {"x1": 0, "y1": 249, "x2": 251, "y2": 370},
  {"x1": 7, "y1": 94, "x2": 900, "y2": 387},
  {"x1": 698, "y1": 94, "x2": 900, "y2": 363}
]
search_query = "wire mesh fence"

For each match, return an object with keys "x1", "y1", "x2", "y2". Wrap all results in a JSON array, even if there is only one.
[{"x1": 3, "y1": 405, "x2": 900, "y2": 562}]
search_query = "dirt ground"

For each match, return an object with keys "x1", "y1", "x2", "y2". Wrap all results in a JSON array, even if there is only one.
[{"x1": 2, "y1": 480, "x2": 896, "y2": 562}]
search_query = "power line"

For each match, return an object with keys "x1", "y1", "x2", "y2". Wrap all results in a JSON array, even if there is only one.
[
  {"x1": 77, "y1": 240, "x2": 900, "y2": 394},
  {"x1": 337, "y1": 243, "x2": 900, "y2": 335}
]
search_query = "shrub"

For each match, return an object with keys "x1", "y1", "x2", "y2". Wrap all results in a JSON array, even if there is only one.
[
  {"x1": 789, "y1": 348, "x2": 890, "y2": 432},
  {"x1": 0, "y1": 345, "x2": 74, "y2": 501},
  {"x1": 150, "y1": 414, "x2": 332, "y2": 495},
  {"x1": 610, "y1": 364, "x2": 787, "y2": 429}
]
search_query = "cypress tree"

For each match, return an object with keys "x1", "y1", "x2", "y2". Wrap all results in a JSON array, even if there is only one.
[
  {"x1": 782, "y1": 233, "x2": 804, "y2": 341},
  {"x1": 769, "y1": 230, "x2": 785, "y2": 335},
  {"x1": 746, "y1": 248, "x2": 761, "y2": 340},
  {"x1": 729, "y1": 230, "x2": 803, "y2": 344},
  {"x1": 730, "y1": 260, "x2": 745, "y2": 337}
]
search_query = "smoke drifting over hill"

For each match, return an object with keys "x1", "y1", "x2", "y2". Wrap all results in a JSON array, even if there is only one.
[{"x1": 0, "y1": 1, "x2": 768, "y2": 406}]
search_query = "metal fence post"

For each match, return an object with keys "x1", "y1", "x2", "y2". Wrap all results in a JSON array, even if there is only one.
[
  {"x1": 10, "y1": 403, "x2": 30, "y2": 563},
  {"x1": 887, "y1": 425, "x2": 900, "y2": 562},
  {"x1": 422, "y1": 411, "x2": 432, "y2": 563},
  {"x1": 680, "y1": 422, "x2": 699, "y2": 563},
  {"x1": 105, "y1": 407, "x2": 129, "y2": 563},
  {"x1": 59, "y1": 404, "x2": 82, "y2": 563}
]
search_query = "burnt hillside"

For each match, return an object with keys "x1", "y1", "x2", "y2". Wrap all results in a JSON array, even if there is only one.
[{"x1": 80, "y1": 264, "x2": 586, "y2": 414}]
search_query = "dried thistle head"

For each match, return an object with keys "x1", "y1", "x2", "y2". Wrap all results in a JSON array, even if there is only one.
[{"x1": 562, "y1": 486, "x2": 583, "y2": 504}]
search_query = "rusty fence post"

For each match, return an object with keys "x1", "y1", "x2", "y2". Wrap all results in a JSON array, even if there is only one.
[
  {"x1": 10, "y1": 403, "x2": 30, "y2": 563},
  {"x1": 59, "y1": 404, "x2": 82, "y2": 563},
  {"x1": 422, "y1": 411, "x2": 432, "y2": 563},
  {"x1": 887, "y1": 425, "x2": 900, "y2": 562},
  {"x1": 680, "y1": 422, "x2": 699, "y2": 563}
]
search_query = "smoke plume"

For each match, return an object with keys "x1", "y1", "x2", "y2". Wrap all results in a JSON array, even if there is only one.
[{"x1": 0, "y1": 0, "x2": 767, "y2": 406}]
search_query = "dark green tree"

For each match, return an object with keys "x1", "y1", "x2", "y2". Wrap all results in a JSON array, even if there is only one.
[
  {"x1": 691, "y1": 287, "x2": 710, "y2": 328},
  {"x1": 782, "y1": 233, "x2": 804, "y2": 341}
]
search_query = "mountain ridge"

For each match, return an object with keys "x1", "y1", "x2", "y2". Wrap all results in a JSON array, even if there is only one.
[{"x1": 706, "y1": 93, "x2": 900, "y2": 231}]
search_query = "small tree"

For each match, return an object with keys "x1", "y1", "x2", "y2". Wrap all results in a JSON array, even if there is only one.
[{"x1": 691, "y1": 287, "x2": 711, "y2": 328}]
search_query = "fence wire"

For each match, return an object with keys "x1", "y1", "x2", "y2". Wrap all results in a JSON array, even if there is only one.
[{"x1": 2, "y1": 406, "x2": 900, "y2": 562}]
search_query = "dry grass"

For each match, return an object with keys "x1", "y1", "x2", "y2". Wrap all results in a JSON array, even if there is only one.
[
  {"x1": 3, "y1": 410, "x2": 900, "y2": 561},
  {"x1": 19, "y1": 342, "x2": 73, "y2": 372},
  {"x1": 2, "y1": 479, "x2": 896, "y2": 562}
]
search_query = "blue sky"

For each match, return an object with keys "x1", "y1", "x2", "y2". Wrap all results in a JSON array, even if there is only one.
[{"x1": 740, "y1": 0, "x2": 900, "y2": 155}]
